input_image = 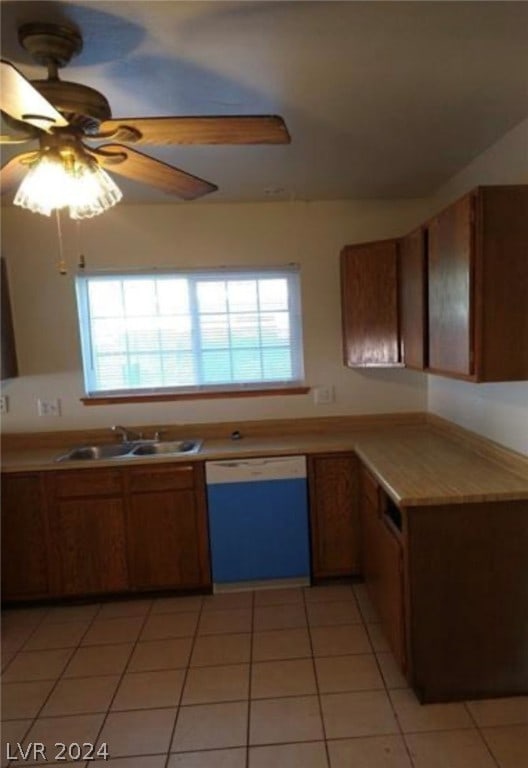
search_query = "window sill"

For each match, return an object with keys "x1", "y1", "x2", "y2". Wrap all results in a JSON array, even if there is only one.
[{"x1": 81, "y1": 386, "x2": 311, "y2": 406}]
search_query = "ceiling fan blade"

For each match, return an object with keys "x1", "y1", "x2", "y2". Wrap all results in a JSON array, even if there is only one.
[
  {"x1": 93, "y1": 144, "x2": 217, "y2": 200},
  {"x1": 1, "y1": 152, "x2": 36, "y2": 194},
  {"x1": 95, "y1": 115, "x2": 291, "y2": 146},
  {"x1": 0, "y1": 59, "x2": 68, "y2": 133}
]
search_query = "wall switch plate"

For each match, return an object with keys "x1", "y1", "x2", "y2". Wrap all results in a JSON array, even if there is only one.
[
  {"x1": 37, "y1": 398, "x2": 61, "y2": 417},
  {"x1": 313, "y1": 386, "x2": 335, "y2": 405},
  {"x1": 0, "y1": 395, "x2": 8, "y2": 414}
]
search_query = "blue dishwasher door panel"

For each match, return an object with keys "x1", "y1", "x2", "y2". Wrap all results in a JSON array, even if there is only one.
[{"x1": 207, "y1": 478, "x2": 310, "y2": 583}]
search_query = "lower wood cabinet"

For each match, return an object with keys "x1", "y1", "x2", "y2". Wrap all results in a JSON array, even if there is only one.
[
  {"x1": 1, "y1": 462, "x2": 211, "y2": 603},
  {"x1": 359, "y1": 466, "x2": 406, "y2": 671},
  {"x1": 1, "y1": 473, "x2": 50, "y2": 600},
  {"x1": 308, "y1": 453, "x2": 360, "y2": 578},
  {"x1": 125, "y1": 464, "x2": 210, "y2": 591},
  {"x1": 45, "y1": 470, "x2": 128, "y2": 597}
]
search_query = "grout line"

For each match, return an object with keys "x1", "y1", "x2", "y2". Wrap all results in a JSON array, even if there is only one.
[
  {"x1": 302, "y1": 586, "x2": 332, "y2": 768},
  {"x1": 463, "y1": 702, "x2": 502, "y2": 768},
  {"x1": 163, "y1": 595, "x2": 206, "y2": 768}
]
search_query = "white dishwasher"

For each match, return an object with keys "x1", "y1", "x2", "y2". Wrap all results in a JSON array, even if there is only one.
[{"x1": 206, "y1": 456, "x2": 310, "y2": 591}]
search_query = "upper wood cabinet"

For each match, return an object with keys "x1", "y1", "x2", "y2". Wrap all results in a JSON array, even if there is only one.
[
  {"x1": 341, "y1": 239, "x2": 402, "y2": 367},
  {"x1": 399, "y1": 227, "x2": 427, "y2": 371},
  {"x1": 308, "y1": 453, "x2": 360, "y2": 579},
  {"x1": 1, "y1": 258, "x2": 18, "y2": 380},
  {"x1": 427, "y1": 185, "x2": 528, "y2": 381}
]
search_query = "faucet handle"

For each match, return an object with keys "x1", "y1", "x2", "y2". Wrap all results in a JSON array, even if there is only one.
[{"x1": 153, "y1": 429, "x2": 165, "y2": 442}]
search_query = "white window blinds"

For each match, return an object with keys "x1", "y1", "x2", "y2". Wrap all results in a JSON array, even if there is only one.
[{"x1": 75, "y1": 267, "x2": 304, "y2": 396}]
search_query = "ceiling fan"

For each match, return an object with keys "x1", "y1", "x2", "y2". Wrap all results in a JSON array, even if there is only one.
[{"x1": 0, "y1": 22, "x2": 291, "y2": 216}]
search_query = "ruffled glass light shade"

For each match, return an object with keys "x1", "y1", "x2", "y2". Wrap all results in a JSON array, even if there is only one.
[{"x1": 14, "y1": 151, "x2": 122, "y2": 219}]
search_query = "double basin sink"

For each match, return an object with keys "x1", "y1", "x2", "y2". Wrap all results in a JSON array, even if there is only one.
[{"x1": 56, "y1": 439, "x2": 202, "y2": 462}]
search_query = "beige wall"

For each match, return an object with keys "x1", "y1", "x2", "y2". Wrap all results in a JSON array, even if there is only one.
[
  {"x1": 427, "y1": 117, "x2": 528, "y2": 455},
  {"x1": 1, "y1": 198, "x2": 430, "y2": 433}
]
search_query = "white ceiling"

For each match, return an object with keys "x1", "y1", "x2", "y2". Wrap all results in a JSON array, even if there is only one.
[{"x1": 1, "y1": 0, "x2": 527, "y2": 204}]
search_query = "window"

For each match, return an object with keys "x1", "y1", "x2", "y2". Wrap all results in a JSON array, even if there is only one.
[{"x1": 76, "y1": 266, "x2": 304, "y2": 398}]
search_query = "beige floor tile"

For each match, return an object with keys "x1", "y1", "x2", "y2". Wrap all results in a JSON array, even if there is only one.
[
  {"x1": 41, "y1": 675, "x2": 120, "y2": 716},
  {"x1": 307, "y1": 600, "x2": 362, "y2": 627},
  {"x1": 253, "y1": 604, "x2": 306, "y2": 631},
  {"x1": 249, "y1": 741, "x2": 328, "y2": 767},
  {"x1": 171, "y1": 701, "x2": 248, "y2": 751},
  {"x1": 311, "y1": 624, "x2": 371, "y2": 657},
  {"x1": 97, "y1": 599, "x2": 153, "y2": 619},
  {"x1": 203, "y1": 592, "x2": 253, "y2": 611},
  {"x1": 376, "y1": 652, "x2": 408, "y2": 689},
  {"x1": 22, "y1": 713, "x2": 105, "y2": 765},
  {"x1": 2, "y1": 608, "x2": 49, "y2": 633},
  {"x1": 198, "y1": 609, "x2": 252, "y2": 636},
  {"x1": 254, "y1": 588, "x2": 304, "y2": 606},
  {"x1": 305, "y1": 585, "x2": 356, "y2": 603},
  {"x1": 182, "y1": 664, "x2": 249, "y2": 705},
  {"x1": 405, "y1": 728, "x2": 497, "y2": 768},
  {"x1": 191, "y1": 633, "x2": 251, "y2": 667},
  {"x1": 249, "y1": 695, "x2": 323, "y2": 745},
  {"x1": 169, "y1": 748, "x2": 246, "y2": 767},
  {"x1": 315, "y1": 654, "x2": 383, "y2": 693},
  {"x1": 390, "y1": 688, "x2": 473, "y2": 733},
  {"x1": 321, "y1": 690, "x2": 398, "y2": 739},
  {"x1": 112, "y1": 669, "x2": 185, "y2": 710},
  {"x1": 1, "y1": 679, "x2": 55, "y2": 720},
  {"x1": 82, "y1": 617, "x2": 144, "y2": 646},
  {"x1": 328, "y1": 734, "x2": 412, "y2": 768},
  {"x1": 366, "y1": 622, "x2": 390, "y2": 652},
  {"x1": 1, "y1": 719, "x2": 32, "y2": 768},
  {"x1": 252, "y1": 628, "x2": 312, "y2": 661},
  {"x1": 482, "y1": 724, "x2": 528, "y2": 768},
  {"x1": 141, "y1": 612, "x2": 199, "y2": 641},
  {"x1": 91, "y1": 758, "x2": 167, "y2": 767},
  {"x1": 99, "y1": 708, "x2": 177, "y2": 757},
  {"x1": 63, "y1": 643, "x2": 134, "y2": 678},
  {"x1": 3, "y1": 648, "x2": 73, "y2": 682},
  {"x1": 1, "y1": 645, "x2": 18, "y2": 672},
  {"x1": 129, "y1": 637, "x2": 192, "y2": 672},
  {"x1": 353, "y1": 584, "x2": 380, "y2": 622},
  {"x1": 42, "y1": 604, "x2": 101, "y2": 624},
  {"x1": 251, "y1": 658, "x2": 317, "y2": 699},
  {"x1": 24, "y1": 621, "x2": 90, "y2": 651},
  {"x1": 466, "y1": 696, "x2": 528, "y2": 726},
  {"x1": 152, "y1": 595, "x2": 204, "y2": 614}
]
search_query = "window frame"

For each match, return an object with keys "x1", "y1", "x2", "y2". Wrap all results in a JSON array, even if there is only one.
[{"x1": 75, "y1": 265, "x2": 307, "y2": 403}]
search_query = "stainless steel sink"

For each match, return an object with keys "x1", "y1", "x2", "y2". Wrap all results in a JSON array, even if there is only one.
[
  {"x1": 131, "y1": 440, "x2": 202, "y2": 456},
  {"x1": 56, "y1": 439, "x2": 202, "y2": 462}
]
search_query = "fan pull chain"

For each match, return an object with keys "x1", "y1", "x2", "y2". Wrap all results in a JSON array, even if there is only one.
[
  {"x1": 76, "y1": 220, "x2": 86, "y2": 270},
  {"x1": 55, "y1": 209, "x2": 67, "y2": 275}
]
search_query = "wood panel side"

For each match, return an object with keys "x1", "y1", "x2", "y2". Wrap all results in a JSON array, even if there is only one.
[{"x1": 399, "y1": 228, "x2": 427, "y2": 370}]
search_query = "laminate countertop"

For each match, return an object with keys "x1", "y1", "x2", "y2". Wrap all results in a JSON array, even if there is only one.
[{"x1": 2, "y1": 424, "x2": 528, "y2": 507}]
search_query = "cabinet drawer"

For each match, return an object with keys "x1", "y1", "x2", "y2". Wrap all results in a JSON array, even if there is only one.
[
  {"x1": 52, "y1": 470, "x2": 122, "y2": 498},
  {"x1": 128, "y1": 464, "x2": 195, "y2": 493},
  {"x1": 360, "y1": 466, "x2": 379, "y2": 508}
]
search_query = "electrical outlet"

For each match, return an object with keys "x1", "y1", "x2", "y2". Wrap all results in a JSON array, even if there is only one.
[
  {"x1": 313, "y1": 386, "x2": 335, "y2": 405},
  {"x1": 37, "y1": 398, "x2": 61, "y2": 417},
  {"x1": 0, "y1": 396, "x2": 8, "y2": 414}
]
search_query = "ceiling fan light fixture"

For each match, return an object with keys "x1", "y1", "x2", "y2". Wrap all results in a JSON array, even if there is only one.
[{"x1": 13, "y1": 146, "x2": 122, "y2": 219}]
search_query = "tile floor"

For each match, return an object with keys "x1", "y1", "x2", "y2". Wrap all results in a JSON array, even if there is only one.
[{"x1": 1, "y1": 583, "x2": 527, "y2": 767}]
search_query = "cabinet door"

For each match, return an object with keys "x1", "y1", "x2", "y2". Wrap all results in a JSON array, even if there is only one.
[
  {"x1": 1, "y1": 258, "x2": 18, "y2": 381},
  {"x1": 400, "y1": 228, "x2": 427, "y2": 370},
  {"x1": 359, "y1": 469, "x2": 405, "y2": 670},
  {"x1": 1, "y1": 473, "x2": 50, "y2": 600},
  {"x1": 126, "y1": 465, "x2": 210, "y2": 590},
  {"x1": 341, "y1": 239, "x2": 402, "y2": 366},
  {"x1": 428, "y1": 194, "x2": 474, "y2": 376},
  {"x1": 309, "y1": 454, "x2": 359, "y2": 578},
  {"x1": 49, "y1": 497, "x2": 128, "y2": 596}
]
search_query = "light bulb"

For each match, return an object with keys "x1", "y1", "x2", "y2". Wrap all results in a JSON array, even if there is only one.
[{"x1": 13, "y1": 150, "x2": 122, "y2": 219}]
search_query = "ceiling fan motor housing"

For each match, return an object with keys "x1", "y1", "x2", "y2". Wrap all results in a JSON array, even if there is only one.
[{"x1": 18, "y1": 22, "x2": 111, "y2": 132}]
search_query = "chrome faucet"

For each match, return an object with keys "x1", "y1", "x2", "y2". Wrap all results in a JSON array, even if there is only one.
[{"x1": 111, "y1": 425, "x2": 142, "y2": 442}]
